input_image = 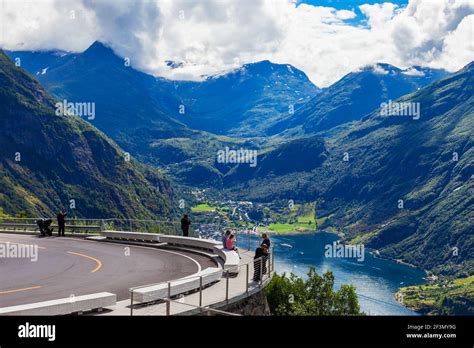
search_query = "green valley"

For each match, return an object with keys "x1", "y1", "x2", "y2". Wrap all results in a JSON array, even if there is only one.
[{"x1": 397, "y1": 276, "x2": 474, "y2": 315}]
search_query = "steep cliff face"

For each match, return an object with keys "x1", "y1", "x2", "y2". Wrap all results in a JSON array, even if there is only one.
[
  {"x1": 0, "y1": 50, "x2": 173, "y2": 218},
  {"x1": 220, "y1": 291, "x2": 271, "y2": 316}
]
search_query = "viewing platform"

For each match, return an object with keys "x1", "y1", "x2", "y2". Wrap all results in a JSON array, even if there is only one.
[{"x1": 0, "y1": 218, "x2": 273, "y2": 316}]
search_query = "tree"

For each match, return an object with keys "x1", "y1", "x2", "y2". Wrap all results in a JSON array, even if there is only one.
[
  {"x1": 265, "y1": 267, "x2": 361, "y2": 315},
  {"x1": 248, "y1": 208, "x2": 264, "y2": 222}
]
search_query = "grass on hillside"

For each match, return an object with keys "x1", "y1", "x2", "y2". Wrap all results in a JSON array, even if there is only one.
[
  {"x1": 267, "y1": 222, "x2": 315, "y2": 233},
  {"x1": 191, "y1": 203, "x2": 217, "y2": 212},
  {"x1": 397, "y1": 276, "x2": 474, "y2": 315},
  {"x1": 266, "y1": 203, "x2": 333, "y2": 233},
  {"x1": 0, "y1": 207, "x2": 9, "y2": 218}
]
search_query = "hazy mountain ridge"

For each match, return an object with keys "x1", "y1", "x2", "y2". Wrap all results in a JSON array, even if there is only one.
[
  {"x1": 272, "y1": 63, "x2": 449, "y2": 136},
  {"x1": 172, "y1": 60, "x2": 320, "y2": 136}
]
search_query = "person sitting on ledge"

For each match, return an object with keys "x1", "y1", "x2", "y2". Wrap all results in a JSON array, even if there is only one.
[
  {"x1": 222, "y1": 230, "x2": 231, "y2": 248},
  {"x1": 225, "y1": 233, "x2": 241, "y2": 258}
]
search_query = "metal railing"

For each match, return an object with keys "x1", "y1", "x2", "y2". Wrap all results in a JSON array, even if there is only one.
[
  {"x1": 194, "y1": 223, "x2": 261, "y2": 251},
  {"x1": 0, "y1": 217, "x2": 197, "y2": 237},
  {"x1": 101, "y1": 218, "x2": 197, "y2": 236},
  {"x1": 152, "y1": 297, "x2": 242, "y2": 316},
  {"x1": 0, "y1": 218, "x2": 264, "y2": 243},
  {"x1": 0, "y1": 217, "x2": 103, "y2": 225},
  {"x1": 129, "y1": 249, "x2": 275, "y2": 316},
  {"x1": 0, "y1": 216, "x2": 274, "y2": 314}
]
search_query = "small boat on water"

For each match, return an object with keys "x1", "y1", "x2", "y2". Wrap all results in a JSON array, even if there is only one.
[
  {"x1": 299, "y1": 251, "x2": 304, "y2": 255},
  {"x1": 280, "y1": 243, "x2": 293, "y2": 249}
]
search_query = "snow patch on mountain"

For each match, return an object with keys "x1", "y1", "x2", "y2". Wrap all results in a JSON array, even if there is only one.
[{"x1": 402, "y1": 67, "x2": 425, "y2": 77}]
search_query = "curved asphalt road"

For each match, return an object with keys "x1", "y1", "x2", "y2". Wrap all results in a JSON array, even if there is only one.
[{"x1": 0, "y1": 234, "x2": 216, "y2": 307}]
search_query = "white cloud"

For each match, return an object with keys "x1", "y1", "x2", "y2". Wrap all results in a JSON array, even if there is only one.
[
  {"x1": 272, "y1": 0, "x2": 474, "y2": 86},
  {"x1": 0, "y1": 0, "x2": 473, "y2": 87},
  {"x1": 431, "y1": 14, "x2": 474, "y2": 71},
  {"x1": 0, "y1": 0, "x2": 98, "y2": 51},
  {"x1": 359, "y1": 2, "x2": 398, "y2": 28},
  {"x1": 402, "y1": 67, "x2": 425, "y2": 76},
  {"x1": 335, "y1": 9, "x2": 357, "y2": 21},
  {"x1": 146, "y1": 0, "x2": 290, "y2": 80}
]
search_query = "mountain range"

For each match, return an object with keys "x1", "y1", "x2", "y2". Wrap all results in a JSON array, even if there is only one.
[
  {"x1": 7, "y1": 43, "x2": 449, "y2": 179},
  {"x1": 272, "y1": 63, "x2": 449, "y2": 136},
  {"x1": 8, "y1": 42, "x2": 320, "y2": 137},
  {"x1": 3, "y1": 42, "x2": 472, "y2": 281},
  {"x1": 226, "y1": 62, "x2": 473, "y2": 277},
  {"x1": 171, "y1": 60, "x2": 320, "y2": 136}
]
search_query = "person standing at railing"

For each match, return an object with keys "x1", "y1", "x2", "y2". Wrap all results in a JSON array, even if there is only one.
[
  {"x1": 56, "y1": 210, "x2": 67, "y2": 237},
  {"x1": 181, "y1": 214, "x2": 191, "y2": 237},
  {"x1": 261, "y1": 233, "x2": 271, "y2": 248},
  {"x1": 253, "y1": 243, "x2": 269, "y2": 282},
  {"x1": 261, "y1": 233, "x2": 271, "y2": 275},
  {"x1": 261, "y1": 242, "x2": 269, "y2": 275}
]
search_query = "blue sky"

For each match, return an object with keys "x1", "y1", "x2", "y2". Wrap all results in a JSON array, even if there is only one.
[
  {"x1": 298, "y1": 0, "x2": 408, "y2": 8},
  {"x1": 298, "y1": 0, "x2": 409, "y2": 25}
]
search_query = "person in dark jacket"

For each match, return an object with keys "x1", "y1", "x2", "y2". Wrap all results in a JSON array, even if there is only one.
[
  {"x1": 253, "y1": 243, "x2": 269, "y2": 281},
  {"x1": 181, "y1": 214, "x2": 191, "y2": 237},
  {"x1": 56, "y1": 210, "x2": 67, "y2": 237},
  {"x1": 261, "y1": 233, "x2": 271, "y2": 248}
]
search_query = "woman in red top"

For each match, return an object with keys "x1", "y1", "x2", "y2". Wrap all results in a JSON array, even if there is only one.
[
  {"x1": 226, "y1": 234, "x2": 236, "y2": 250},
  {"x1": 226, "y1": 234, "x2": 241, "y2": 258}
]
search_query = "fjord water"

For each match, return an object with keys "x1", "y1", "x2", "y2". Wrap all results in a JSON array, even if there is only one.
[{"x1": 242, "y1": 232, "x2": 426, "y2": 315}]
